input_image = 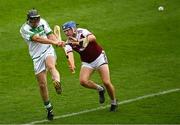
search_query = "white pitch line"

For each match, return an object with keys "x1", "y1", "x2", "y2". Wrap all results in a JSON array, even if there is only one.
[{"x1": 26, "y1": 88, "x2": 180, "y2": 125}]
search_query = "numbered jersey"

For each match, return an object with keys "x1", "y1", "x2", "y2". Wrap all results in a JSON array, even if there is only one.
[
  {"x1": 65, "y1": 28, "x2": 103, "y2": 63},
  {"x1": 20, "y1": 18, "x2": 53, "y2": 59}
]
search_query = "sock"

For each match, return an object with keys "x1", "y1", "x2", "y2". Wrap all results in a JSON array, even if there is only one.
[
  {"x1": 96, "y1": 85, "x2": 104, "y2": 92},
  {"x1": 111, "y1": 99, "x2": 117, "y2": 105},
  {"x1": 44, "y1": 101, "x2": 53, "y2": 111}
]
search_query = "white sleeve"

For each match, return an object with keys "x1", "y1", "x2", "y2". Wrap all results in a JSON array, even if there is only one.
[
  {"x1": 20, "y1": 25, "x2": 35, "y2": 41},
  {"x1": 41, "y1": 18, "x2": 52, "y2": 35},
  {"x1": 64, "y1": 44, "x2": 73, "y2": 53},
  {"x1": 82, "y1": 29, "x2": 92, "y2": 37}
]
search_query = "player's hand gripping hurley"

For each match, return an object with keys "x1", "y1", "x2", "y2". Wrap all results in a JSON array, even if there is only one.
[{"x1": 54, "y1": 25, "x2": 75, "y2": 73}]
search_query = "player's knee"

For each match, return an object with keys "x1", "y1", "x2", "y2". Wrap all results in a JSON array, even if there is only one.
[
  {"x1": 79, "y1": 79, "x2": 88, "y2": 86},
  {"x1": 103, "y1": 80, "x2": 111, "y2": 86},
  {"x1": 47, "y1": 64, "x2": 56, "y2": 71},
  {"x1": 38, "y1": 81, "x2": 46, "y2": 89}
]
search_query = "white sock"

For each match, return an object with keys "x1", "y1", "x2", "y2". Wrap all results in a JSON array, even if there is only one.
[
  {"x1": 44, "y1": 101, "x2": 52, "y2": 109},
  {"x1": 96, "y1": 85, "x2": 104, "y2": 92},
  {"x1": 111, "y1": 99, "x2": 117, "y2": 105}
]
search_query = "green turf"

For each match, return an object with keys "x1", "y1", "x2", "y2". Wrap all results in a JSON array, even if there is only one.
[
  {"x1": 43, "y1": 91, "x2": 180, "y2": 124},
  {"x1": 0, "y1": 0, "x2": 180, "y2": 124}
]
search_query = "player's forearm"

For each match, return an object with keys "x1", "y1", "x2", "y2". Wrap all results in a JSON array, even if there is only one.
[
  {"x1": 32, "y1": 35, "x2": 57, "y2": 45},
  {"x1": 67, "y1": 52, "x2": 75, "y2": 67},
  {"x1": 47, "y1": 33, "x2": 58, "y2": 41}
]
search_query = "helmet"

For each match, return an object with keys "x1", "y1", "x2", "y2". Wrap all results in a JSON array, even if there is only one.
[
  {"x1": 62, "y1": 21, "x2": 77, "y2": 31},
  {"x1": 27, "y1": 8, "x2": 40, "y2": 20}
]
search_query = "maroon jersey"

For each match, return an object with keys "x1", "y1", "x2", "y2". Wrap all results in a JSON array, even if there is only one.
[
  {"x1": 65, "y1": 28, "x2": 103, "y2": 63},
  {"x1": 73, "y1": 40, "x2": 103, "y2": 63}
]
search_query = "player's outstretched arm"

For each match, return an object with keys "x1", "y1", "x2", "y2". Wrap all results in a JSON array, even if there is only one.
[
  {"x1": 67, "y1": 51, "x2": 75, "y2": 73},
  {"x1": 32, "y1": 34, "x2": 63, "y2": 46},
  {"x1": 47, "y1": 33, "x2": 59, "y2": 41}
]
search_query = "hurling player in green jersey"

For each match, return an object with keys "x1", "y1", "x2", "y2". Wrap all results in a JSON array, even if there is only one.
[{"x1": 20, "y1": 8, "x2": 64, "y2": 120}]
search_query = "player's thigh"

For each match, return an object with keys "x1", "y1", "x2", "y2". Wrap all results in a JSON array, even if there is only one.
[
  {"x1": 36, "y1": 70, "x2": 47, "y2": 85},
  {"x1": 97, "y1": 64, "x2": 111, "y2": 83},
  {"x1": 79, "y1": 66, "x2": 94, "y2": 82},
  {"x1": 45, "y1": 56, "x2": 56, "y2": 69}
]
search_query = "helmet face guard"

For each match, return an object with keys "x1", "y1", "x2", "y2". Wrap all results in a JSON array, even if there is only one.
[
  {"x1": 27, "y1": 8, "x2": 40, "y2": 27},
  {"x1": 62, "y1": 21, "x2": 77, "y2": 32},
  {"x1": 29, "y1": 17, "x2": 40, "y2": 25}
]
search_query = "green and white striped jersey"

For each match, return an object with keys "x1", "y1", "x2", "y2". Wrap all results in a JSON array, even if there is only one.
[{"x1": 20, "y1": 18, "x2": 53, "y2": 59}]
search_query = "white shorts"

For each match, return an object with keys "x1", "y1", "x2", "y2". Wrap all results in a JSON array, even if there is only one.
[
  {"x1": 81, "y1": 51, "x2": 108, "y2": 69},
  {"x1": 33, "y1": 46, "x2": 56, "y2": 75}
]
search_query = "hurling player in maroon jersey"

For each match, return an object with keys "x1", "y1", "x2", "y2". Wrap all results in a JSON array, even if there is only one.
[{"x1": 62, "y1": 21, "x2": 118, "y2": 111}]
